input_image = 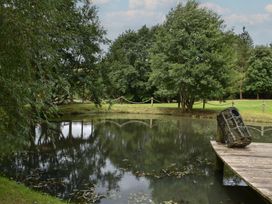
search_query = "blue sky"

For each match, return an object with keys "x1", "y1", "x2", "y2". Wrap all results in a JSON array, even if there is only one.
[{"x1": 93, "y1": 0, "x2": 272, "y2": 45}]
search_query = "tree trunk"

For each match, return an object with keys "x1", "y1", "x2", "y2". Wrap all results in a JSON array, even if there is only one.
[
  {"x1": 29, "y1": 124, "x2": 36, "y2": 150},
  {"x1": 82, "y1": 86, "x2": 85, "y2": 103},
  {"x1": 180, "y1": 93, "x2": 191, "y2": 112},
  {"x1": 81, "y1": 121, "x2": 84, "y2": 138},
  {"x1": 69, "y1": 121, "x2": 72, "y2": 138},
  {"x1": 181, "y1": 102, "x2": 186, "y2": 112},
  {"x1": 177, "y1": 92, "x2": 181, "y2": 109},
  {"x1": 257, "y1": 93, "x2": 260, "y2": 100},
  {"x1": 187, "y1": 98, "x2": 194, "y2": 112},
  {"x1": 239, "y1": 80, "x2": 243, "y2": 100},
  {"x1": 181, "y1": 99, "x2": 194, "y2": 112},
  {"x1": 71, "y1": 94, "x2": 74, "y2": 103},
  {"x1": 203, "y1": 99, "x2": 206, "y2": 110}
]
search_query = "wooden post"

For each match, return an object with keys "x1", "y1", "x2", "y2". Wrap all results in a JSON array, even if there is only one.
[
  {"x1": 202, "y1": 99, "x2": 206, "y2": 109},
  {"x1": 232, "y1": 101, "x2": 234, "y2": 107},
  {"x1": 262, "y1": 101, "x2": 265, "y2": 113},
  {"x1": 149, "y1": 119, "x2": 153, "y2": 128},
  {"x1": 151, "y1": 97, "x2": 154, "y2": 107}
]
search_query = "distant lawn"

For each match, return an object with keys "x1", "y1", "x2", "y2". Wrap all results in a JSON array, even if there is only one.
[
  {"x1": 0, "y1": 177, "x2": 65, "y2": 204},
  {"x1": 194, "y1": 99, "x2": 272, "y2": 112},
  {"x1": 58, "y1": 100, "x2": 272, "y2": 123}
]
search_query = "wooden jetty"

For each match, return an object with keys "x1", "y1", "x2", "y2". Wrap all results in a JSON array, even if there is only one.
[{"x1": 211, "y1": 141, "x2": 272, "y2": 203}]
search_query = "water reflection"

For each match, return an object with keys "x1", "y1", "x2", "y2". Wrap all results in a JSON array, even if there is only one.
[
  {"x1": 247, "y1": 124, "x2": 272, "y2": 142},
  {"x1": 0, "y1": 115, "x2": 270, "y2": 204}
]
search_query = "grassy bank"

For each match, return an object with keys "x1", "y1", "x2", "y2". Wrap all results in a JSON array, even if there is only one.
[
  {"x1": 58, "y1": 100, "x2": 272, "y2": 123},
  {"x1": 0, "y1": 177, "x2": 65, "y2": 204}
]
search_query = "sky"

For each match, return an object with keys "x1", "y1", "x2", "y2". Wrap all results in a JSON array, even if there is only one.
[{"x1": 92, "y1": 0, "x2": 272, "y2": 46}]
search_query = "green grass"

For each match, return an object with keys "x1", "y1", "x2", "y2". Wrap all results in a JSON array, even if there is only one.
[
  {"x1": 58, "y1": 100, "x2": 272, "y2": 123},
  {"x1": 0, "y1": 177, "x2": 65, "y2": 204}
]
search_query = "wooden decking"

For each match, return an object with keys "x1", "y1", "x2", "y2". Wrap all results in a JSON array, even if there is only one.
[{"x1": 211, "y1": 141, "x2": 272, "y2": 203}]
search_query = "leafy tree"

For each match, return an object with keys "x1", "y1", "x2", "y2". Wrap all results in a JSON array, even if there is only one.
[
  {"x1": 149, "y1": 1, "x2": 233, "y2": 111},
  {"x1": 0, "y1": 0, "x2": 106, "y2": 137},
  {"x1": 54, "y1": 1, "x2": 107, "y2": 104},
  {"x1": 245, "y1": 46, "x2": 272, "y2": 99},
  {"x1": 234, "y1": 27, "x2": 253, "y2": 99},
  {"x1": 104, "y1": 26, "x2": 157, "y2": 101}
]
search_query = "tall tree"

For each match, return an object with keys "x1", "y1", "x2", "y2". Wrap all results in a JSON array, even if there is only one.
[
  {"x1": 104, "y1": 26, "x2": 157, "y2": 101},
  {"x1": 149, "y1": 1, "x2": 233, "y2": 111},
  {"x1": 245, "y1": 46, "x2": 272, "y2": 99},
  {"x1": 0, "y1": 0, "x2": 106, "y2": 137},
  {"x1": 55, "y1": 1, "x2": 107, "y2": 104},
  {"x1": 235, "y1": 27, "x2": 253, "y2": 99}
]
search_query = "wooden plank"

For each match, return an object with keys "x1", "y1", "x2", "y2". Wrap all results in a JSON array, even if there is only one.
[{"x1": 211, "y1": 141, "x2": 272, "y2": 203}]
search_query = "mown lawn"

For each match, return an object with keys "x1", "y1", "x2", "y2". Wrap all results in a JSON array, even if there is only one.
[
  {"x1": 0, "y1": 177, "x2": 65, "y2": 204},
  {"x1": 58, "y1": 100, "x2": 272, "y2": 123}
]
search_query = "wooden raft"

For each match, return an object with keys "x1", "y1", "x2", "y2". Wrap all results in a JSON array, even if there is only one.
[{"x1": 211, "y1": 141, "x2": 272, "y2": 203}]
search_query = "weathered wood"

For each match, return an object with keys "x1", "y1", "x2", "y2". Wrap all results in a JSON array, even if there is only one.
[{"x1": 211, "y1": 141, "x2": 272, "y2": 203}]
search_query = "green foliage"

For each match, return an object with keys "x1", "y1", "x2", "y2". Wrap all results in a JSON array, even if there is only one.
[
  {"x1": 231, "y1": 27, "x2": 253, "y2": 99},
  {"x1": 104, "y1": 26, "x2": 157, "y2": 101},
  {"x1": 0, "y1": 0, "x2": 106, "y2": 137},
  {"x1": 239, "y1": 27, "x2": 253, "y2": 48},
  {"x1": 149, "y1": 1, "x2": 233, "y2": 111},
  {"x1": 245, "y1": 46, "x2": 272, "y2": 97}
]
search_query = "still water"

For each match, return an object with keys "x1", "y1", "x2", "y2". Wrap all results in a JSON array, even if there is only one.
[{"x1": 0, "y1": 114, "x2": 271, "y2": 204}]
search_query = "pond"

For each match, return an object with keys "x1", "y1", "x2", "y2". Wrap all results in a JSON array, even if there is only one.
[{"x1": 0, "y1": 114, "x2": 271, "y2": 204}]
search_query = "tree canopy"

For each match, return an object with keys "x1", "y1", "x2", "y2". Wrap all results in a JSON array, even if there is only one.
[
  {"x1": 0, "y1": 0, "x2": 106, "y2": 137},
  {"x1": 233, "y1": 27, "x2": 253, "y2": 99},
  {"x1": 104, "y1": 25, "x2": 157, "y2": 101},
  {"x1": 149, "y1": 1, "x2": 233, "y2": 111},
  {"x1": 245, "y1": 46, "x2": 272, "y2": 99}
]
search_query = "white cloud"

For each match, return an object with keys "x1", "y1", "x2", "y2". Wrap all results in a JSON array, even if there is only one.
[
  {"x1": 223, "y1": 4, "x2": 272, "y2": 28},
  {"x1": 105, "y1": 9, "x2": 165, "y2": 30},
  {"x1": 265, "y1": 4, "x2": 272, "y2": 13},
  {"x1": 128, "y1": 0, "x2": 182, "y2": 10},
  {"x1": 199, "y1": 2, "x2": 229, "y2": 14},
  {"x1": 225, "y1": 13, "x2": 270, "y2": 25},
  {"x1": 103, "y1": 8, "x2": 165, "y2": 40},
  {"x1": 145, "y1": 0, "x2": 175, "y2": 10},
  {"x1": 92, "y1": 0, "x2": 111, "y2": 5},
  {"x1": 108, "y1": 10, "x2": 159, "y2": 19},
  {"x1": 103, "y1": 0, "x2": 184, "y2": 40}
]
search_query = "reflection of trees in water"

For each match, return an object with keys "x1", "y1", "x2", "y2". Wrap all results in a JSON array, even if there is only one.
[
  {"x1": 95, "y1": 118, "x2": 224, "y2": 203},
  {"x1": 247, "y1": 125, "x2": 272, "y2": 142},
  {"x1": 97, "y1": 119, "x2": 216, "y2": 174},
  {"x1": 0, "y1": 118, "x2": 268, "y2": 204},
  {"x1": 0, "y1": 118, "x2": 217, "y2": 202},
  {"x1": 92, "y1": 119, "x2": 266, "y2": 204},
  {"x1": 149, "y1": 171, "x2": 266, "y2": 204},
  {"x1": 149, "y1": 176, "x2": 224, "y2": 204},
  {"x1": 0, "y1": 120, "x2": 123, "y2": 200}
]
